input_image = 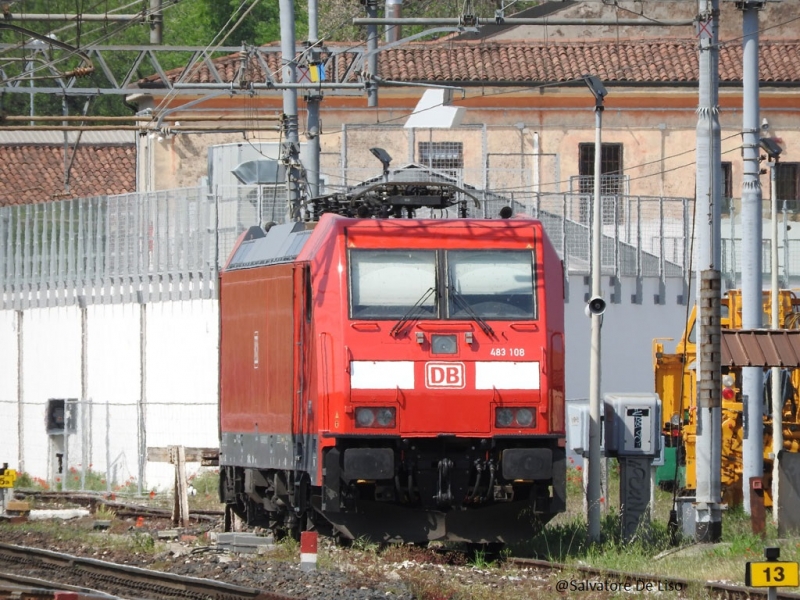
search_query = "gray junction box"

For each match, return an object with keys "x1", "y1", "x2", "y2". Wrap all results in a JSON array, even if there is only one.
[
  {"x1": 603, "y1": 393, "x2": 661, "y2": 458},
  {"x1": 566, "y1": 400, "x2": 604, "y2": 458}
]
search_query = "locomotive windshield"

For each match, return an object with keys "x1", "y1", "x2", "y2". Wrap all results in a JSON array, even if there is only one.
[
  {"x1": 447, "y1": 250, "x2": 535, "y2": 319},
  {"x1": 349, "y1": 249, "x2": 536, "y2": 320},
  {"x1": 350, "y1": 250, "x2": 437, "y2": 319}
]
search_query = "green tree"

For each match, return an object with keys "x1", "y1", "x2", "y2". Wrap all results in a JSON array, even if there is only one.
[{"x1": 0, "y1": 0, "x2": 537, "y2": 117}]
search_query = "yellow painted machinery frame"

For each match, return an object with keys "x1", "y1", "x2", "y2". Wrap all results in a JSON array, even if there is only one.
[{"x1": 654, "y1": 290, "x2": 800, "y2": 507}]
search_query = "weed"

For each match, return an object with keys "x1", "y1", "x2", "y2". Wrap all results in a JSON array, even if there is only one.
[
  {"x1": 263, "y1": 535, "x2": 299, "y2": 562},
  {"x1": 13, "y1": 472, "x2": 49, "y2": 490},
  {"x1": 127, "y1": 532, "x2": 156, "y2": 554},
  {"x1": 188, "y1": 469, "x2": 218, "y2": 495},
  {"x1": 350, "y1": 536, "x2": 381, "y2": 554},
  {"x1": 94, "y1": 504, "x2": 117, "y2": 521},
  {"x1": 468, "y1": 548, "x2": 495, "y2": 569}
]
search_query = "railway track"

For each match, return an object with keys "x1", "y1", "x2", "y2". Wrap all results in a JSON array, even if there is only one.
[
  {"x1": 0, "y1": 542, "x2": 302, "y2": 600},
  {"x1": 510, "y1": 556, "x2": 800, "y2": 600},
  {"x1": 12, "y1": 490, "x2": 222, "y2": 522},
  {"x1": 0, "y1": 570, "x2": 117, "y2": 600}
]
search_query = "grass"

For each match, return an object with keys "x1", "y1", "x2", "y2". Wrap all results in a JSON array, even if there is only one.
[
  {"x1": 514, "y1": 464, "x2": 800, "y2": 594},
  {"x1": 94, "y1": 504, "x2": 117, "y2": 521}
]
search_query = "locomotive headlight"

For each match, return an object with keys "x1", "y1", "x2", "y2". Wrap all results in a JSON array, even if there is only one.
[
  {"x1": 355, "y1": 408, "x2": 375, "y2": 427},
  {"x1": 375, "y1": 407, "x2": 396, "y2": 427},
  {"x1": 355, "y1": 407, "x2": 396, "y2": 428},
  {"x1": 495, "y1": 408, "x2": 514, "y2": 427},
  {"x1": 515, "y1": 408, "x2": 534, "y2": 427},
  {"x1": 670, "y1": 413, "x2": 681, "y2": 427},
  {"x1": 495, "y1": 407, "x2": 536, "y2": 428},
  {"x1": 722, "y1": 374, "x2": 735, "y2": 388},
  {"x1": 431, "y1": 334, "x2": 457, "y2": 355}
]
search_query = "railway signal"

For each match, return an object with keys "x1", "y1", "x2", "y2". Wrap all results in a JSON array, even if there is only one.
[{"x1": 0, "y1": 465, "x2": 16, "y2": 488}]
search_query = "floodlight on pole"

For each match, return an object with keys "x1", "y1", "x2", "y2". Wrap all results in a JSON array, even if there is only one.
[
  {"x1": 760, "y1": 136, "x2": 782, "y2": 161},
  {"x1": 370, "y1": 147, "x2": 392, "y2": 182},
  {"x1": 583, "y1": 74, "x2": 608, "y2": 108},
  {"x1": 583, "y1": 73, "x2": 607, "y2": 544},
  {"x1": 761, "y1": 135, "x2": 783, "y2": 526}
]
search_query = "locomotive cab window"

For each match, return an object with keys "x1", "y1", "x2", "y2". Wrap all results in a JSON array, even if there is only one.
[
  {"x1": 446, "y1": 250, "x2": 535, "y2": 319},
  {"x1": 350, "y1": 250, "x2": 437, "y2": 319}
]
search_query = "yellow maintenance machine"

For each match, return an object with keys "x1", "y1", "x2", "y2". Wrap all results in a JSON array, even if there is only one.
[{"x1": 653, "y1": 290, "x2": 800, "y2": 506}]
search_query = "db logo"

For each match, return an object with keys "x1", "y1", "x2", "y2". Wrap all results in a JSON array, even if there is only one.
[{"x1": 425, "y1": 362, "x2": 465, "y2": 389}]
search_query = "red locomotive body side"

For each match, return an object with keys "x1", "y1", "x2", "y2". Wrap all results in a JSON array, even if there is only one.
[
  {"x1": 219, "y1": 215, "x2": 566, "y2": 544},
  {"x1": 219, "y1": 263, "x2": 296, "y2": 435}
]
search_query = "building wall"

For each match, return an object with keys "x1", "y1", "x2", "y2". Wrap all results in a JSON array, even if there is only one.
[
  {"x1": 499, "y1": 1, "x2": 799, "y2": 42},
  {"x1": 136, "y1": 87, "x2": 800, "y2": 207}
]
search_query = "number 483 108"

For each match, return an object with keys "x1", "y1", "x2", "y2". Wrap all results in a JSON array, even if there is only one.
[{"x1": 489, "y1": 348, "x2": 525, "y2": 357}]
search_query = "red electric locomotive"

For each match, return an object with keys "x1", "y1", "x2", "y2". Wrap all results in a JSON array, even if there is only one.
[{"x1": 219, "y1": 192, "x2": 566, "y2": 544}]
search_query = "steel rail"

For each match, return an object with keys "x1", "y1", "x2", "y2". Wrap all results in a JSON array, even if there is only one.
[
  {"x1": 510, "y1": 556, "x2": 800, "y2": 600},
  {"x1": 0, "y1": 543, "x2": 302, "y2": 600},
  {"x1": 0, "y1": 571, "x2": 116, "y2": 599}
]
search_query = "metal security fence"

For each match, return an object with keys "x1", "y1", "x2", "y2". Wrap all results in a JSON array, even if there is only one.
[
  {"x1": 0, "y1": 185, "x2": 284, "y2": 309},
  {"x1": 4, "y1": 176, "x2": 800, "y2": 309},
  {"x1": 2, "y1": 185, "x2": 696, "y2": 309}
]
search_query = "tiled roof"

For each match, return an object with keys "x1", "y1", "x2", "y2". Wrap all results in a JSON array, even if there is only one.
[
  {"x1": 137, "y1": 39, "x2": 800, "y2": 87},
  {"x1": 0, "y1": 144, "x2": 136, "y2": 206}
]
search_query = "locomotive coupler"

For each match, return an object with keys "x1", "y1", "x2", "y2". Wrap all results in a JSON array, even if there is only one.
[{"x1": 435, "y1": 458, "x2": 454, "y2": 506}]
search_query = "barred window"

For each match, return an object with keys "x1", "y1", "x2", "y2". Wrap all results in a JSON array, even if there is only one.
[
  {"x1": 418, "y1": 142, "x2": 463, "y2": 170},
  {"x1": 578, "y1": 143, "x2": 624, "y2": 225},
  {"x1": 777, "y1": 163, "x2": 800, "y2": 212},
  {"x1": 721, "y1": 162, "x2": 733, "y2": 215},
  {"x1": 578, "y1": 143, "x2": 624, "y2": 195}
]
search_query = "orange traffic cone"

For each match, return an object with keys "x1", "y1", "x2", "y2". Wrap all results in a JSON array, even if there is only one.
[{"x1": 135, "y1": 516, "x2": 144, "y2": 528}]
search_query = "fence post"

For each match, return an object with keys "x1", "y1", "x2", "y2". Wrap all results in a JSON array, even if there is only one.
[
  {"x1": 170, "y1": 445, "x2": 190, "y2": 528},
  {"x1": 80, "y1": 299, "x2": 88, "y2": 491},
  {"x1": 138, "y1": 300, "x2": 147, "y2": 496},
  {"x1": 16, "y1": 309, "x2": 24, "y2": 473}
]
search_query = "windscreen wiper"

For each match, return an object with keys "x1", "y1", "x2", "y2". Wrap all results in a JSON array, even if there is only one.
[
  {"x1": 390, "y1": 287, "x2": 436, "y2": 338},
  {"x1": 447, "y1": 280, "x2": 496, "y2": 339}
]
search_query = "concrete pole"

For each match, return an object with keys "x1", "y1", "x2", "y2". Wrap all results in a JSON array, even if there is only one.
[
  {"x1": 279, "y1": 0, "x2": 302, "y2": 221},
  {"x1": 385, "y1": 0, "x2": 402, "y2": 43},
  {"x1": 366, "y1": 0, "x2": 379, "y2": 107},
  {"x1": 694, "y1": 0, "x2": 723, "y2": 543},
  {"x1": 740, "y1": 3, "x2": 763, "y2": 515},
  {"x1": 138, "y1": 302, "x2": 147, "y2": 496},
  {"x1": 587, "y1": 104, "x2": 603, "y2": 543},
  {"x1": 306, "y1": 0, "x2": 321, "y2": 198},
  {"x1": 80, "y1": 303, "x2": 88, "y2": 491},
  {"x1": 770, "y1": 159, "x2": 782, "y2": 525},
  {"x1": 16, "y1": 310, "x2": 24, "y2": 473},
  {"x1": 149, "y1": 0, "x2": 162, "y2": 45}
]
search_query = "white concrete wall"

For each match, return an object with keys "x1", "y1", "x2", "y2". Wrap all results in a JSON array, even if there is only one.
[
  {"x1": 564, "y1": 275, "x2": 689, "y2": 400},
  {"x1": 0, "y1": 300, "x2": 219, "y2": 492},
  {"x1": 145, "y1": 300, "x2": 219, "y2": 489},
  {"x1": 2, "y1": 284, "x2": 688, "y2": 490},
  {"x1": 0, "y1": 311, "x2": 19, "y2": 469}
]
